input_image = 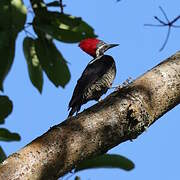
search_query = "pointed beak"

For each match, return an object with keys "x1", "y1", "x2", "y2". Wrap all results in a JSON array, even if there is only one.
[
  {"x1": 96, "y1": 42, "x2": 119, "y2": 57},
  {"x1": 105, "y1": 43, "x2": 119, "y2": 52}
]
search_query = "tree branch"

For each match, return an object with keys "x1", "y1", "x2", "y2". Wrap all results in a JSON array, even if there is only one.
[{"x1": 1, "y1": 51, "x2": 180, "y2": 179}]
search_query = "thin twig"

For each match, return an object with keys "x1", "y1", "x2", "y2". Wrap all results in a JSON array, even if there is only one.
[
  {"x1": 172, "y1": 25, "x2": 180, "y2": 28},
  {"x1": 145, "y1": 6, "x2": 180, "y2": 51},
  {"x1": 159, "y1": 27, "x2": 171, "y2": 51},
  {"x1": 59, "y1": 0, "x2": 65, "y2": 13},
  {"x1": 144, "y1": 24, "x2": 165, "y2": 27},
  {"x1": 154, "y1": 16, "x2": 167, "y2": 25},
  {"x1": 159, "y1": 6, "x2": 169, "y2": 23},
  {"x1": 171, "y1": 15, "x2": 180, "y2": 24}
]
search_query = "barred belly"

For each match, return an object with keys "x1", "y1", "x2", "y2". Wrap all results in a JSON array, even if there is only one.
[{"x1": 83, "y1": 64, "x2": 116, "y2": 101}]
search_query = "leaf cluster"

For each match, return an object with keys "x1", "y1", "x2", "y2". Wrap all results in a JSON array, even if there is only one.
[{"x1": 0, "y1": 0, "x2": 96, "y2": 162}]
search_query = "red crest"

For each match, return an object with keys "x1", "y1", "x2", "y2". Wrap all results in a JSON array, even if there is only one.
[{"x1": 79, "y1": 38, "x2": 100, "y2": 57}]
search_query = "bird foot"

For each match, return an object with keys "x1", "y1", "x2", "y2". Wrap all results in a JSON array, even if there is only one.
[
  {"x1": 98, "y1": 98, "x2": 102, "y2": 103},
  {"x1": 122, "y1": 77, "x2": 133, "y2": 86},
  {"x1": 112, "y1": 77, "x2": 133, "y2": 91}
]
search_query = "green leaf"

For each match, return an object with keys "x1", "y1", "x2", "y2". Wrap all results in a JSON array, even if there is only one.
[
  {"x1": 0, "y1": 0, "x2": 27, "y2": 35},
  {"x1": 0, "y1": 96, "x2": 13, "y2": 124},
  {"x1": 0, "y1": 128, "x2": 20, "y2": 142},
  {"x1": 0, "y1": 0, "x2": 27, "y2": 90},
  {"x1": 75, "y1": 154, "x2": 135, "y2": 172},
  {"x1": 33, "y1": 12, "x2": 97, "y2": 43},
  {"x1": 0, "y1": 31, "x2": 15, "y2": 91},
  {"x1": 0, "y1": 146, "x2": 6, "y2": 163},
  {"x1": 23, "y1": 37, "x2": 43, "y2": 93},
  {"x1": 0, "y1": 119, "x2": 5, "y2": 125},
  {"x1": 11, "y1": 0, "x2": 27, "y2": 34},
  {"x1": 35, "y1": 38, "x2": 70, "y2": 87},
  {"x1": 46, "y1": 1, "x2": 60, "y2": 7}
]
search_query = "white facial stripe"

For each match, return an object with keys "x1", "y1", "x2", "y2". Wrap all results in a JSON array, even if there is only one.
[
  {"x1": 96, "y1": 44, "x2": 107, "y2": 57},
  {"x1": 88, "y1": 55, "x2": 103, "y2": 64}
]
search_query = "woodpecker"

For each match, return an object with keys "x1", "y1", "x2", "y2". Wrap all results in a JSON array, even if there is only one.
[{"x1": 68, "y1": 38, "x2": 119, "y2": 117}]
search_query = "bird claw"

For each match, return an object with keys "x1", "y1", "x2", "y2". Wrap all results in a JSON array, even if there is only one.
[
  {"x1": 98, "y1": 98, "x2": 102, "y2": 103},
  {"x1": 113, "y1": 77, "x2": 133, "y2": 91},
  {"x1": 122, "y1": 77, "x2": 133, "y2": 86}
]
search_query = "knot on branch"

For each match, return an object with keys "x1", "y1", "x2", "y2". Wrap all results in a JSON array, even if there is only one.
[{"x1": 125, "y1": 98, "x2": 152, "y2": 140}]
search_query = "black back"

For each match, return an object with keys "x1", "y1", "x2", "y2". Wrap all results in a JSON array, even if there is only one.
[{"x1": 68, "y1": 55, "x2": 115, "y2": 116}]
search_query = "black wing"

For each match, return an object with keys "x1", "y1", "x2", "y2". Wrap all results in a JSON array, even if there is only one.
[{"x1": 68, "y1": 55, "x2": 115, "y2": 109}]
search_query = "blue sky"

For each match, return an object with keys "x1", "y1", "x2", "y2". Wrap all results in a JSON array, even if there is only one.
[{"x1": 1, "y1": 0, "x2": 180, "y2": 179}]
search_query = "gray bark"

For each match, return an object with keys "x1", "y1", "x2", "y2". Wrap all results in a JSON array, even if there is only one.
[{"x1": 0, "y1": 51, "x2": 180, "y2": 180}]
